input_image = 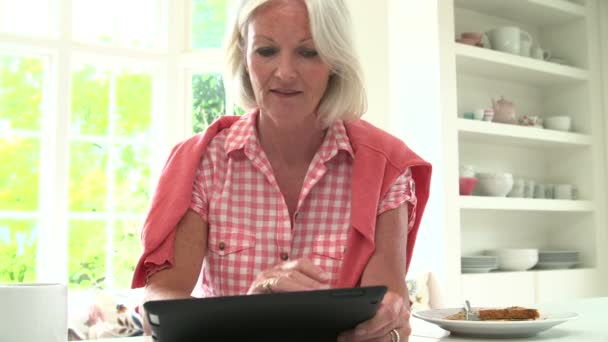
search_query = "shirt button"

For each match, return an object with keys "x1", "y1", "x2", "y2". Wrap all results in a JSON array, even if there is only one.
[
  {"x1": 280, "y1": 252, "x2": 289, "y2": 261},
  {"x1": 218, "y1": 241, "x2": 226, "y2": 251}
]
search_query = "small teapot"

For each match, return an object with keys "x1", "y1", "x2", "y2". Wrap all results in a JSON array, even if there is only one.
[{"x1": 491, "y1": 96, "x2": 518, "y2": 124}]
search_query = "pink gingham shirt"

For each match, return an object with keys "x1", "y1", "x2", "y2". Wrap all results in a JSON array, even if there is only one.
[{"x1": 189, "y1": 113, "x2": 416, "y2": 297}]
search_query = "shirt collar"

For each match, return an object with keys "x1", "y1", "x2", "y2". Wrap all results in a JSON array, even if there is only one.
[{"x1": 224, "y1": 111, "x2": 354, "y2": 160}]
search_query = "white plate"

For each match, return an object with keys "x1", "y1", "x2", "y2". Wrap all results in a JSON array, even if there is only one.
[
  {"x1": 461, "y1": 267, "x2": 497, "y2": 273},
  {"x1": 412, "y1": 308, "x2": 578, "y2": 338},
  {"x1": 535, "y1": 261, "x2": 579, "y2": 269}
]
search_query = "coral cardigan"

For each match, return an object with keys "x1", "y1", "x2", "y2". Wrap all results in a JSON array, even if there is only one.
[{"x1": 131, "y1": 115, "x2": 432, "y2": 290}]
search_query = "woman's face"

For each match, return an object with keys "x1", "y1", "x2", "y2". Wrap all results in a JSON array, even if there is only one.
[{"x1": 245, "y1": 0, "x2": 332, "y2": 126}]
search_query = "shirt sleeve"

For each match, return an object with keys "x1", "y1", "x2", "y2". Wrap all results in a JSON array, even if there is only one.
[
  {"x1": 377, "y1": 167, "x2": 417, "y2": 231},
  {"x1": 189, "y1": 148, "x2": 214, "y2": 222}
]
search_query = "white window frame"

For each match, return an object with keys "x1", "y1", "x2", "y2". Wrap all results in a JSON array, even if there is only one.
[{"x1": 0, "y1": 0, "x2": 235, "y2": 289}]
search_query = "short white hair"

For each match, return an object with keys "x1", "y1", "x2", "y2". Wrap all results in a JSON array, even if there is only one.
[{"x1": 224, "y1": 0, "x2": 367, "y2": 127}]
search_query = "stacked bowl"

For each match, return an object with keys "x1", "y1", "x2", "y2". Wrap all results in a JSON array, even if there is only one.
[
  {"x1": 485, "y1": 249, "x2": 538, "y2": 271},
  {"x1": 536, "y1": 250, "x2": 579, "y2": 269},
  {"x1": 476, "y1": 173, "x2": 514, "y2": 197},
  {"x1": 461, "y1": 256, "x2": 499, "y2": 273}
]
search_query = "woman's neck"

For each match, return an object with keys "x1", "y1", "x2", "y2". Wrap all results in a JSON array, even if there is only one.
[{"x1": 256, "y1": 112, "x2": 327, "y2": 168}]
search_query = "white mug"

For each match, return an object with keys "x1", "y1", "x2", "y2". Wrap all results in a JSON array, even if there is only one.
[{"x1": 0, "y1": 283, "x2": 67, "y2": 342}]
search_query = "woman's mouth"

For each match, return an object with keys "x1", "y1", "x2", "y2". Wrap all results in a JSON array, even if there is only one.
[{"x1": 270, "y1": 89, "x2": 302, "y2": 97}]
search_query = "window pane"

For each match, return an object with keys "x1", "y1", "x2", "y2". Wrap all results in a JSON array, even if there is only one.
[
  {"x1": 0, "y1": 220, "x2": 38, "y2": 283},
  {"x1": 113, "y1": 220, "x2": 141, "y2": 288},
  {"x1": 68, "y1": 219, "x2": 107, "y2": 289},
  {"x1": 115, "y1": 72, "x2": 152, "y2": 136},
  {"x1": 72, "y1": 0, "x2": 162, "y2": 49},
  {"x1": 192, "y1": 73, "x2": 225, "y2": 133},
  {"x1": 69, "y1": 61, "x2": 154, "y2": 289},
  {"x1": 192, "y1": 0, "x2": 227, "y2": 49},
  {"x1": 0, "y1": 55, "x2": 44, "y2": 131},
  {"x1": 0, "y1": 0, "x2": 53, "y2": 37},
  {"x1": 71, "y1": 65, "x2": 110, "y2": 136},
  {"x1": 0, "y1": 137, "x2": 40, "y2": 211},
  {"x1": 69, "y1": 142, "x2": 108, "y2": 212},
  {"x1": 114, "y1": 144, "x2": 151, "y2": 213}
]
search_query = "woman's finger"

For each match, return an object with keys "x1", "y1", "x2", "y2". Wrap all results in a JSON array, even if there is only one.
[
  {"x1": 271, "y1": 271, "x2": 331, "y2": 292},
  {"x1": 280, "y1": 257, "x2": 331, "y2": 284}
]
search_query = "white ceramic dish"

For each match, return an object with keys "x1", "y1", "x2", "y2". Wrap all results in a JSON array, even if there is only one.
[
  {"x1": 485, "y1": 249, "x2": 538, "y2": 271},
  {"x1": 535, "y1": 261, "x2": 579, "y2": 269},
  {"x1": 461, "y1": 267, "x2": 497, "y2": 273},
  {"x1": 544, "y1": 116, "x2": 572, "y2": 131},
  {"x1": 413, "y1": 308, "x2": 578, "y2": 338},
  {"x1": 476, "y1": 173, "x2": 514, "y2": 197}
]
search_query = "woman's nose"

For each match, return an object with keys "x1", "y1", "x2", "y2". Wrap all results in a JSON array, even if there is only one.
[{"x1": 274, "y1": 54, "x2": 297, "y2": 80}]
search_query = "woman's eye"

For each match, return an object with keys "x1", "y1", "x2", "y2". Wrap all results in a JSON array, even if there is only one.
[
  {"x1": 255, "y1": 47, "x2": 277, "y2": 57},
  {"x1": 300, "y1": 49, "x2": 318, "y2": 58}
]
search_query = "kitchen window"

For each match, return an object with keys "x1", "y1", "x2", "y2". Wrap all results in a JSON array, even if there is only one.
[{"x1": 0, "y1": 0, "x2": 237, "y2": 289}]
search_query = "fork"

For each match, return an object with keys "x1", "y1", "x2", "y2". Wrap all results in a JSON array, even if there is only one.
[{"x1": 464, "y1": 300, "x2": 480, "y2": 321}]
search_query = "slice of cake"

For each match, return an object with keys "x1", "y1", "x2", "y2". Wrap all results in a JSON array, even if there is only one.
[{"x1": 478, "y1": 306, "x2": 540, "y2": 321}]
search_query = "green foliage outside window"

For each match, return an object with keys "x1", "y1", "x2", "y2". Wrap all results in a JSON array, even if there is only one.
[
  {"x1": 0, "y1": 220, "x2": 37, "y2": 283},
  {"x1": 112, "y1": 220, "x2": 142, "y2": 288},
  {"x1": 0, "y1": 56, "x2": 43, "y2": 283},
  {"x1": 192, "y1": 73, "x2": 225, "y2": 133},
  {"x1": 192, "y1": 0, "x2": 227, "y2": 49},
  {"x1": 68, "y1": 220, "x2": 107, "y2": 288},
  {"x1": 67, "y1": 66, "x2": 152, "y2": 289}
]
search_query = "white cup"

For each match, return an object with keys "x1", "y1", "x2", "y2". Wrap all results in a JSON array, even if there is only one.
[
  {"x1": 555, "y1": 184, "x2": 573, "y2": 200},
  {"x1": 0, "y1": 283, "x2": 67, "y2": 342},
  {"x1": 532, "y1": 46, "x2": 552, "y2": 60}
]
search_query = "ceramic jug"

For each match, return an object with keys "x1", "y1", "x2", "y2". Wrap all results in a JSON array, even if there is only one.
[
  {"x1": 486, "y1": 26, "x2": 520, "y2": 55},
  {"x1": 491, "y1": 96, "x2": 518, "y2": 124}
]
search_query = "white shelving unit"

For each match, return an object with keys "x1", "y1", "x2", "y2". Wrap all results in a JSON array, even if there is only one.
[
  {"x1": 459, "y1": 196, "x2": 594, "y2": 212},
  {"x1": 455, "y1": 43, "x2": 589, "y2": 86},
  {"x1": 458, "y1": 118, "x2": 593, "y2": 148},
  {"x1": 438, "y1": 0, "x2": 608, "y2": 306}
]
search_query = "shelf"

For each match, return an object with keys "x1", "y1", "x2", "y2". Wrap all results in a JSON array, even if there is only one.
[
  {"x1": 455, "y1": 43, "x2": 589, "y2": 86},
  {"x1": 454, "y1": 0, "x2": 586, "y2": 27},
  {"x1": 459, "y1": 196, "x2": 594, "y2": 212},
  {"x1": 457, "y1": 118, "x2": 592, "y2": 148},
  {"x1": 461, "y1": 267, "x2": 596, "y2": 277}
]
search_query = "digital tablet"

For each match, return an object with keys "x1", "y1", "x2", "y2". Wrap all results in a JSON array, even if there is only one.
[{"x1": 144, "y1": 285, "x2": 387, "y2": 342}]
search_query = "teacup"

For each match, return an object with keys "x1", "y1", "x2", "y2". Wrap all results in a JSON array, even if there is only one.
[{"x1": 532, "y1": 46, "x2": 551, "y2": 60}]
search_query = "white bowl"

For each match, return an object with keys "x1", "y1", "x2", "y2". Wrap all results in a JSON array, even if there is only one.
[
  {"x1": 476, "y1": 173, "x2": 513, "y2": 197},
  {"x1": 485, "y1": 249, "x2": 539, "y2": 271},
  {"x1": 543, "y1": 116, "x2": 572, "y2": 131}
]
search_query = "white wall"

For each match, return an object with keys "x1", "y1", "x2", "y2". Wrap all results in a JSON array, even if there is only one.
[
  {"x1": 348, "y1": 1, "x2": 390, "y2": 128},
  {"x1": 350, "y1": 0, "x2": 447, "y2": 289},
  {"x1": 387, "y1": 0, "x2": 446, "y2": 286}
]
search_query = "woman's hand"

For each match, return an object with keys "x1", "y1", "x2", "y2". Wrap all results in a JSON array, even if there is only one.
[
  {"x1": 337, "y1": 291, "x2": 411, "y2": 342},
  {"x1": 247, "y1": 257, "x2": 331, "y2": 294}
]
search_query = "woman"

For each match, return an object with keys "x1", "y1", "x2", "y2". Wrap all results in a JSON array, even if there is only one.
[{"x1": 132, "y1": 0, "x2": 432, "y2": 341}]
